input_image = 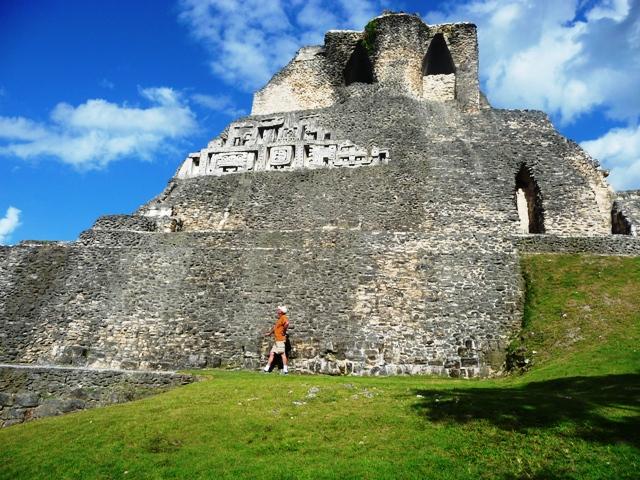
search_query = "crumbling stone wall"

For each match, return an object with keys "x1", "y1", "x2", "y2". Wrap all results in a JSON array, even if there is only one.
[
  {"x1": 423, "y1": 74, "x2": 455, "y2": 101},
  {"x1": 252, "y1": 13, "x2": 480, "y2": 115},
  {"x1": 0, "y1": 365, "x2": 193, "y2": 427},
  {"x1": 251, "y1": 46, "x2": 340, "y2": 115},
  {"x1": 0, "y1": 94, "x2": 617, "y2": 378},
  {"x1": 92, "y1": 215, "x2": 157, "y2": 232}
]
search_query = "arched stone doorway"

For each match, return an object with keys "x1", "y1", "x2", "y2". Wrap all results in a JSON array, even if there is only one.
[
  {"x1": 515, "y1": 164, "x2": 545, "y2": 234},
  {"x1": 421, "y1": 33, "x2": 456, "y2": 101},
  {"x1": 611, "y1": 202, "x2": 632, "y2": 235},
  {"x1": 344, "y1": 42, "x2": 374, "y2": 86}
]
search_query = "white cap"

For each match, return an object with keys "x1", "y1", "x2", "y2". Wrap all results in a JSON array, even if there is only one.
[{"x1": 277, "y1": 305, "x2": 288, "y2": 314}]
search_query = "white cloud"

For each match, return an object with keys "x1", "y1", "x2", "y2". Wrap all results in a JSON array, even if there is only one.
[
  {"x1": 178, "y1": 0, "x2": 381, "y2": 91},
  {"x1": 581, "y1": 125, "x2": 640, "y2": 190},
  {"x1": 337, "y1": 0, "x2": 379, "y2": 30},
  {"x1": 587, "y1": 0, "x2": 631, "y2": 21},
  {"x1": 426, "y1": 0, "x2": 640, "y2": 124},
  {"x1": 191, "y1": 93, "x2": 247, "y2": 117},
  {"x1": 0, "y1": 116, "x2": 49, "y2": 141},
  {"x1": 0, "y1": 206, "x2": 21, "y2": 245},
  {"x1": 0, "y1": 87, "x2": 197, "y2": 170}
]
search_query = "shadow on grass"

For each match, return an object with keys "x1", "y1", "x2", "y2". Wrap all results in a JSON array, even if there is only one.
[{"x1": 412, "y1": 374, "x2": 640, "y2": 448}]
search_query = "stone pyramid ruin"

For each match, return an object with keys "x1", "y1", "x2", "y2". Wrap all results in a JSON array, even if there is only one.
[{"x1": 2, "y1": 12, "x2": 640, "y2": 387}]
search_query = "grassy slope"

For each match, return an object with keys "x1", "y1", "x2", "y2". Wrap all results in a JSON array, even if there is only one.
[{"x1": 0, "y1": 255, "x2": 638, "y2": 480}]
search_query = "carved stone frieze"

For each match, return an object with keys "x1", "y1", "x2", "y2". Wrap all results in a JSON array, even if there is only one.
[{"x1": 176, "y1": 113, "x2": 389, "y2": 179}]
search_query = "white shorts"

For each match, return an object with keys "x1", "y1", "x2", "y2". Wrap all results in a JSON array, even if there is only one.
[{"x1": 270, "y1": 341, "x2": 286, "y2": 354}]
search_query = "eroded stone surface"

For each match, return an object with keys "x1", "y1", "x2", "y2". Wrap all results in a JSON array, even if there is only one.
[
  {"x1": 0, "y1": 365, "x2": 193, "y2": 427},
  {"x1": 251, "y1": 13, "x2": 479, "y2": 115}
]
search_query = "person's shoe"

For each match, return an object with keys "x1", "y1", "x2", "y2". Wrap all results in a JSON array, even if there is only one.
[
  {"x1": 280, "y1": 371, "x2": 288, "y2": 375},
  {"x1": 262, "y1": 369, "x2": 270, "y2": 374}
]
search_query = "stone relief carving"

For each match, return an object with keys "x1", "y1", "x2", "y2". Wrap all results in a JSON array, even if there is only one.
[
  {"x1": 213, "y1": 152, "x2": 256, "y2": 173},
  {"x1": 281, "y1": 127, "x2": 298, "y2": 142},
  {"x1": 269, "y1": 146, "x2": 294, "y2": 169},
  {"x1": 176, "y1": 114, "x2": 389, "y2": 179},
  {"x1": 306, "y1": 145, "x2": 336, "y2": 167},
  {"x1": 335, "y1": 144, "x2": 370, "y2": 167},
  {"x1": 303, "y1": 127, "x2": 318, "y2": 141}
]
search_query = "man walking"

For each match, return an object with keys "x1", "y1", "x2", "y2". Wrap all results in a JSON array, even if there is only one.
[{"x1": 263, "y1": 306, "x2": 289, "y2": 374}]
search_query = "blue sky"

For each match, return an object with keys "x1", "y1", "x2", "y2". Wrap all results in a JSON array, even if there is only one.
[{"x1": 1, "y1": 0, "x2": 639, "y2": 244}]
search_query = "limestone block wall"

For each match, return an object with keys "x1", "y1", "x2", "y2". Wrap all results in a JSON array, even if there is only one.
[
  {"x1": 0, "y1": 83, "x2": 618, "y2": 380},
  {"x1": 423, "y1": 74, "x2": 455, "y2": 101},
  {"x1": 92, "y1": 215, "x2": 157, "y2": 232},
  {"x1": 439, "y1": 23, "x2": 479, "y2": 110},
  {"x1": 371, "y1": 13, "x2": 428, "y2": 96},
  {"x1": 168, "y1": 94, "x2": 611, "y2": 237},
  {"x1": 251, "y1": 47, "x2": 340, "y2": 115},
  {"x1": 251, "y1": 13, "x2": 480, "y2": 115},
  {"x1": 0, "y1": 230, "x2": 522, "y2": 378},
  {"x1": 0, "y1": 365, "x2": 193, "y2": 427},
  {"x1": 475, "y1": 111, "x2": 613, "y2": 236}
]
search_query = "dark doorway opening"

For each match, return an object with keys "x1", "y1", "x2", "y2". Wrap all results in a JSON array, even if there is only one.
[
  {"x1": 344, "y1": 41, "x2": 374, "y2": 86},
  {"x1": 422, "y1": 33, "x2": 456, "y2": 76},
  {"x1": 515, "y1": 164, "x2": 545, "y2": 234},
  {"x1": 611, "y1": 202, "x2": 632, "y2": 235}
]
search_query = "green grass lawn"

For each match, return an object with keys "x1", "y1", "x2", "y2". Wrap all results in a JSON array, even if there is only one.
[{"x1": 1, "y1": 254, "x2": 638, "y2": 479}]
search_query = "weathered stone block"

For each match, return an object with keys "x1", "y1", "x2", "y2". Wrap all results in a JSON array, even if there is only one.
[
  {"x1": 444, "y1": 359, "x2": 461, "y2": 369},
  {"x1": 0, "y1": 366, "x2": 194, "y2": 427},
  {"x1": 0, "y1": 393, "x2": 13, "y2": 406},
  {"x1": 33, "y1": 399, "x2": 64, "y2": 418},
  {"x1": 461, "y1": 357, "x2": 479, "y2": 367},
  {"x1": 15, "y1": 392, "x2": 39, "y2": 407}
]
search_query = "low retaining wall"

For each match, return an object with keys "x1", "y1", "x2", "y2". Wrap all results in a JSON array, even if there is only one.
[
  {"x1": 514, "y1": 235, "x2": 640, "y2": 256},
  {"x1": 0, "y1": 364, "x2": 194, "y2": 428}
]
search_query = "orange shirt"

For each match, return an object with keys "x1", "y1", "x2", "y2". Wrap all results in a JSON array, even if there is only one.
[{"x1": 274, "y1": 314, "x2": 288, "y2": 341}]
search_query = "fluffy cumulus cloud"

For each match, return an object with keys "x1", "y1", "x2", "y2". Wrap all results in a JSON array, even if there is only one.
[
  {"x1": 178, "y1": 0, "x2": 384, "y2": 91},
  {"x1": 0, "y1": 87, "x2": 197, "y2": 170},
  {"x1": 426, "y1": 0, "x2": 640, "y2": 124},
  {"x1": 581, "y1": 124, "x2": 640, "y2": 189},
  {"x1": 0, "y1": 206, "x2": 21, "y2": 245}
]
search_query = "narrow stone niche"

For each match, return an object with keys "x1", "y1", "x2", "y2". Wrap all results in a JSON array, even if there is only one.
[
  {"x1": 515, "y1": 164, "x2": 545, "y2": 234},
  {"x1": 343, "y1": 41, "x2": 374, "y2": 86},
  {"x1": 611, "y1": 202, "x2": 632, "y2": 235},
  {"x1": 422, "y1": 33, "x2": 456, "y2": 101}
]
